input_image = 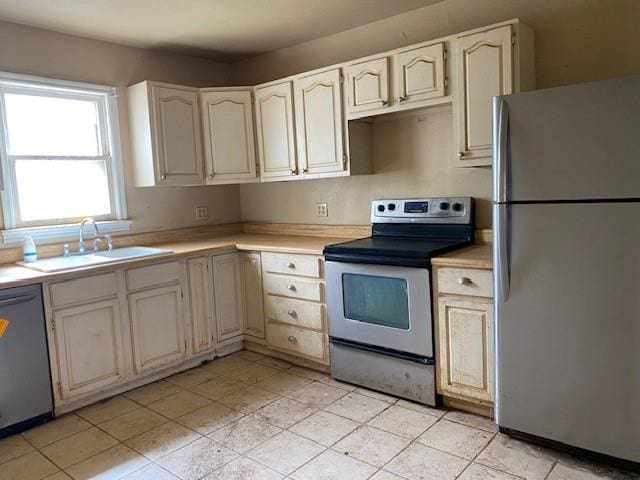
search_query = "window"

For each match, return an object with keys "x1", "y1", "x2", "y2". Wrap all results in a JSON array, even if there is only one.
[{"x1": 0, "y1": 72, "x2": 129, "y2": 242}]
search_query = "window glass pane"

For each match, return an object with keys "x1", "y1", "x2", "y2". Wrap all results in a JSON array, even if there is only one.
[
  {"x1": 15, "y1": 159, "x2": 111, "y2": 222},
  {"x1": 342, "y1": 273, "x2": 410, "y2": 330},
  {"x1": 5, "y1": 93, "x2": 101, "y2": 156}
]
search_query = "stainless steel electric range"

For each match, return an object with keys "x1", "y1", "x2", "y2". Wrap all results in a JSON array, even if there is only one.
[{"x1": 324, "y1": 197, "x2": 474, "y2": 405}]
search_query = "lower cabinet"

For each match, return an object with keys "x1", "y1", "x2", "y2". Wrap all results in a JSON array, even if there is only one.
[
  {"x1": 129, "y1": 284, "x2": 186, "y2": 374},
  {"x1": 52, "y1": 299, "x2": 125, "y2": 400},
  {"x1": 187, "y1": 257, "x2": 216, "y2": 354},
  {"x1": 211, "y1": 253, "x2": 246, "y2": 342},
  {"x1": 242, "y1": 252, "x2": 265, "y2": 339}
]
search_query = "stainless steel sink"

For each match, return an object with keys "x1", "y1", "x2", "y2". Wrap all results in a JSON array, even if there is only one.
[{"x1": 18, "y1": 246, "x2": 173, "y2": 273}]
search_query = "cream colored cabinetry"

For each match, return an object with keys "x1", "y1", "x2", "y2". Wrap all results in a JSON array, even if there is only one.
[
  {"x1": 254, "y1": 81, "x2": 298, "y2": 181},
  {"x1": 345, "y1": 57, "x2": 389, "y2": 116},
  {"x1": 211, "y1": 253, "x2": 246, "y2": 342},
  {"x1": 394, "y1": 43, "x2": 446, "y2": 105},
  {"x1": 128, "y1": 81, "x2": 204, "y2": 186},
  {"x1": 294, "y1": 68, "x2": 346, "y2": 177},
  {"x1": 242, "y1": 252, "x2": 265, "y2": 339},
  {"x1": 435, "y1": 266, "x2": 494, "y2": 412},
  {"x1": 187, "y1": 257, "x2": 216, "y2": 354},
  {"x1": 453, "y1": 23, "x2": 534, "y2": 166},
  {"x1": 200, "y1": 88, "x2": 258, "y2": 184}
]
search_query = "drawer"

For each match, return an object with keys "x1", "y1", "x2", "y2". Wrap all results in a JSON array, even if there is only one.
[
  {"x1": 263, "y1": 273, "x2": 322, "y2": 301},
  {"x1": 261, "y1": 252, "x2": 321, "y2": 278},
  {"x1": 50, "y1": 272, "x2": 117, "y2": 308},
  {"x1": 437, "y1": 267, "x2": 493, "y2": 298},
  {"x1": 264, "y1": 296, "x2": 324, "y2": 330},
  {"x1": 126, "y1": 261, "x2": 180, "y2": 291},
  {"x1": 266, "y1": 321, "x2": 328, "y2": 363}
]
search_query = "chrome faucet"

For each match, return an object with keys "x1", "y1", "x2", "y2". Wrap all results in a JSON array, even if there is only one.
[{"x1": 77, "y1": 218, "x2": 99, "y2": 254}]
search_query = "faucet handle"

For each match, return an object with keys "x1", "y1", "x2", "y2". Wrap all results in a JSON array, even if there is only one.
[
  {"x1": 63, "y1": 244, "x2": 71, "y2": 257},
  {"x1": 104, "y1": 234, "x2": 113, "y2": 251},
  {"x1": 92, "y1": 237, "x2": 104, "y2": 252}
]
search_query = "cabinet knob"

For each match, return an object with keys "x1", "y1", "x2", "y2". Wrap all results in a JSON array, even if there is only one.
[
  {"x1": 381, "y1": 100, "x2": 388, "y2": 106},
  {"x1": 160, "y1": 175, "x2": 166, "y2": 180},
  {"x1": 287, "y1": 262, "x2": 296, "y2": 269},
  {"x1": 287, "y1": 284, "x2": 297, "y2": 292},
  {"x1": 303, "y1": 168, "x2": 309, "y2": 174},
  {"x1": 458, "y1": 277, "x2": 472, "y2": 285},
  {"x1": 288, "y1": 335, "x2": 298, "y2": 344},
  {"x1": 287, "y1": 309, "x2": 297, "y2": 317},
  {"x1": 399, "y1": 96, "x2": 406, "y2": 102},
  {"x1": 457, "y1": 152, "x2": 465, "y2": 158},
  {"x1": 291, "y1": 169, "x2": 297, "y2": 175},
  {"x1": 208, "y1": 174, "x2": 214, "y2": 180}
]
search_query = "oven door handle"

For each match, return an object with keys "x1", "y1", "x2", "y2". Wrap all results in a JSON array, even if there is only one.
[{"x1": 329, "y1": 337, "x2": 435, "y2": 365}]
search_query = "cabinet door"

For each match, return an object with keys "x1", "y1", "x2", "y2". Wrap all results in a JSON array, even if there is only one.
[
  {"x1": 346, "y1": 57, "x2": 389, "y2": 115},
  {"x1": 395, "y1": 43, "x2": 445, "y2": 105},
  {"x1": 129, "y1": 284, "x2": 186, "y2": 374},
  {"x1": 211, "y1": 253, "x2": 245, "y2": 342},
  {"x1": 53, "y1": 300, "x2": 125, "y2": 400},
  {"x1": 242, "y1": 252, "x2": 264, "y2": 339},
  {"x1": 437, "y1": 296, "x2": 494, "y2": 403},
  {"x1": 200, "y1": 89, "x2": 257, "y2": 184},
  {"x1": 254, "y1": 81, "x2": 298, "y2": 180},
  {"x1": 294, "y1": 69, "x2": 345, "y2": 176},
  {"x1": 151, "y1": 85, "x2": 203, "y2": 185},
  {"x1": 187, "y1": 257, "x2": 216, "y2": 354},
  {"x1": 454, "y1": 25, "x2": 513, "y2": 166}
]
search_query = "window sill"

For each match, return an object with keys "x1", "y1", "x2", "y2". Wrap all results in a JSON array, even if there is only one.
[{"x1": 1, "y1": 220, "x2": 132, "y2": 245}]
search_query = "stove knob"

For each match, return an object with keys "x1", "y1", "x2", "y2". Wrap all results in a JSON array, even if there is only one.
[
  {"x1": 377, "y1": 204, "x2": 385, "y2": 212},
  {"x1": 439, "y1": 202, "x2": 450, "y2": 210},
  {"x1": 452, "y1": 202, "x2": 463, "y2": 212},
  {"x1": 388, "y1": 203, "x2": 396, "y2": 211}
]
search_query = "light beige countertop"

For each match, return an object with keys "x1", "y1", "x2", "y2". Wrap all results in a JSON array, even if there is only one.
[
  {"x1": 431, "y1": 244, "x2": 493, "y2": 269},
  {"x1": 0, "y1": 233, "x2": 350, "y2": 289}
]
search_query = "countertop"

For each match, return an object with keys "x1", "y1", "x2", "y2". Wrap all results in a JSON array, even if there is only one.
[{"x1": 431, "y1": 244, "x2": 493, "y2": 269}]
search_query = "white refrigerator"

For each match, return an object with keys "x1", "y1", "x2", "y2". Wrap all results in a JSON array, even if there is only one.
[{"x1": 493, "y1": 75, "x2": 640, "y2": 466}]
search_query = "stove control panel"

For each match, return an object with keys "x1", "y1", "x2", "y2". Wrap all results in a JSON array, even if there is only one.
[{"x1": 371, "y1": 197, "x2": 472, "y2": 224}]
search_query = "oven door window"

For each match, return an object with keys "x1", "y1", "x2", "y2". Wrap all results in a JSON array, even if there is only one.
[{"x1": 342, "y1": 273, "x2": 410, "y2": 330}]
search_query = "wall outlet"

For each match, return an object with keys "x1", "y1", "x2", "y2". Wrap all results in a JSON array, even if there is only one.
[
  {"x1": 316, "y1": 203, "x2": 328, "y2": 217},
  {"x1": 195, "y1": 206, "x2": 209, "y2": 221}
]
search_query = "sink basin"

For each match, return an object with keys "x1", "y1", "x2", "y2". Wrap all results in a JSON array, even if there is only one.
[{"x1": 18, "y1": 246, "x2": 173, "y2": 273}]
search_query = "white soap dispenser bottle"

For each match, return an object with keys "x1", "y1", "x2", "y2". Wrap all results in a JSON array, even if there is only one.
[{"x1": 22, "y1": 236, "x2": 37, "y2": 263}]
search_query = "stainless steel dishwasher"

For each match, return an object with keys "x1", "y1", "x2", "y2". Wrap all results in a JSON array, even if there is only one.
[{"x1": 0, "y1": 284, "x2": 53, "y2": 437}]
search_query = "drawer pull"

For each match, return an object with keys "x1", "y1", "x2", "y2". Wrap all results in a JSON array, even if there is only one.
[
  {"x1": 287, "y1": 262, "x2": 296, "y2": 269},
  {"x1": 288, "y1": 335, "x2": 298, "y2": 344},
  {"x1": 458, "y1": 277, "x2": 472, "y2": 285},
  {"x1": 287, "y1": 284, "x2": 297, "y2": 292},
  {"x1": 287, "y1": 309, "x2": 297, "y2": 317}
]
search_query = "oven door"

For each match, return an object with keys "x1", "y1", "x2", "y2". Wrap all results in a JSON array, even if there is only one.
[{"x1": 325, "y1": 261, "x2": 432, "y2": 358}]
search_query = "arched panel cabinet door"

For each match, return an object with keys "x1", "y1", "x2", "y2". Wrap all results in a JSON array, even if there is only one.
[
  {"x1": 454, "y1": 25, "x2": 513, "y2": 167},
  {"x1": 345, "y1": 57, "x2": 389, "y2": 115},
  {"x1": 394, "y1": 43, "x2": 446, "y2": 105}
]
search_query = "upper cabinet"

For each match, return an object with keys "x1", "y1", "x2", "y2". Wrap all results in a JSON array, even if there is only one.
[
  {"x1": 453, "y1": 23, "x2": 535, "y2": 167},
  {"x1": 129, "y1": 81, "x2": 204, "y2": 186},
  {"x1": 254, "y1": 81, "x2": 298, "y2": 181},
  {"x1": 200, "y1": 88, "x2": 258, "y2": 184},
  {"x1": 394, "y1": 43, "x2": 446, "y2": 106},
  {"x1": 294, "y1": 68, "x2": 346, "y2": 177},
  {"x1": 345, "y1": 57, "x2": 390, "y2": 116}
]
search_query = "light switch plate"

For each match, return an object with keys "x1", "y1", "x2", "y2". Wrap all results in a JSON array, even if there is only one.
[
  {"x1": 195, "y1": 206, "x2": 209, "y2": 221},
  {"x1": 316, "y1": 203, "x2": 328, "y2": 217}
]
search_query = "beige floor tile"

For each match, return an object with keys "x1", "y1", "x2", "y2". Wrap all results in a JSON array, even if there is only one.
[
  {"x1": 22, "y1": 414, "x2": 91, "y2": 449},
  {"x1": 256, "y1": 371, "x2": 312, "y2": 395},
  {"x1": 289, "y1": 410, "x2": 359, "y2": 447},
  {"x1": 124, "y1": 380, "x2": 182, "y2": 405},
  {"x1": 0, "y1": 451, "x2": 58, "y2": 480},
  {"x1": 40, "y1": 427, "x2": 119, "y2": 469},
  {"x1": 217, "y1": 386, "x2": 280, "y2": 414},
  {"x1": 98, "y1": 407, "x2": 167, "y2": 441},
  {"x1": 396, "y1": 399, "x2": 447, "y2": 418},
  {"x1": 224, "y1": 363, "x2": 280, "y2": 384},
  {"x1": 256, "y1": 356, "x2": 292, "y2": 370},
  {"x1": 189, "y1": 376, "x2": 246, "y2": 401},
  {"x1": 176, "y1": 402, "x2": 244, "y2": 434},
  {"x1": 370, "y1": 471, "x2": 406, "y2": 480},
  {"x1": 247, "y1": 431, "x2": 324, "y2": 475},
  {"x1": 207, "y1": 415, "x2": 281, "y2": 454},
  {"x1": 368, "y1": 405, "x2": 438, "y2": 439},
  {"x1": 287, "y1": 381, "x2": 349, "y2": 409},
  {"x1": 147, "y1": 390, "x2": 211, "y2": 419},
  {"x1": 125, "y1": 421, "x2": 201, "y2": 460},
  {"x1": 204, "y1": 456, "x2": 284, "y2": 480},
  {"x1": 121, "y1": 463, "x2": 180, "y2": 479},
  {"x1": 354, "y1": 387, "x2": 399, "y2": 404},
  {"x1": 233, "y1": 350, "x2": 265, "y2": 361},
  {"x1": 76, "y1": 395, "x2": 139, "y2": 424},
  {"x1": 166, "y1": 367, "x2": 216, "y2": 388},
  {"x1": 43, "y1": 472, "x2": 72, "y2": 480},
  {"x1": 324, "y1": 392, "x2": 389, "y2": 423},
  {"x1": 316, "y1": 375, "x2": 358, "y2": 391},
  {"x1": 417, "y1": 419, "x2": 493, "y2": 460},
  {"x1": 287, "y1": 365, "x2": 329, "y2": 381},
  {"x1": 64, "y1": 444, "x2": 149, "y2": 480},
  {"x1": 290, "y1": 448, "x2": 377, "y2": 480},
  {"x1": 549, "y1": 460, "x2": 638, "y2": 480},
  {"x1": 156, "y1": 437, "x2": 238, "y2": 480},
  {"x1": 254, "y1": 396, "x2": 317, "y2": 428},
  {"x1": 202, "y1": 356, "x2": 254, "y2": 375},
  {"x1": 476, "y1": 434, "x2": 557, "y2": 480},
  {"x1": 458, "y1": 463, "x2": 522, "y2": 479},
  {"x1": 443, "y1": 410, "x2": 498, "y2": 432},
  {"x1": 0, "y1": 434, "x2": 34, "y2": 464},
  {"x1": 333, "y1": 425, "x2": 410, "y2": 467},
  {"x1": 385, "y1": 443, "x2": 470, "y2": 480}
]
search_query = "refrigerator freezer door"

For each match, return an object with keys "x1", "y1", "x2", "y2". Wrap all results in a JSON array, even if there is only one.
[
  {"x1": 495, "y1": 202, "x2": 640, "y2": 462},
  {"x1": 495, "y1": 75, "x2": 640, "y2": 202}
]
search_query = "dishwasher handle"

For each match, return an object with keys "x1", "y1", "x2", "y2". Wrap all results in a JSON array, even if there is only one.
[{"x1": 0, "y1": 294, "x2": 36, "y2": 308}]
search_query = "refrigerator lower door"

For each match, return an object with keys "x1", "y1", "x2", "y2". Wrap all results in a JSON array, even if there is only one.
[{"x1": 495, "y1": 202, "x2": 640, "y2": 462}]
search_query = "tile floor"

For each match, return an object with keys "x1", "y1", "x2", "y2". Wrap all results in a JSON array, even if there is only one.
[{"x1": 1, "y1": 350, "x2": 638, "y2": 480}]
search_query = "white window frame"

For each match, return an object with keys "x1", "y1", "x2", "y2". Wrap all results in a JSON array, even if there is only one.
[{"x1": 0, "y1": 71, "x2": 130, "y2": 243}]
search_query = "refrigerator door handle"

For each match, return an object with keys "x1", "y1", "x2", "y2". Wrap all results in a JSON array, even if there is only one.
[
  {"x1": 493, "y1": 97, "x2": 509, "y2": 203},
  {"x1": 495, "y1": 204, "x2": 510, "y2": 302}
]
